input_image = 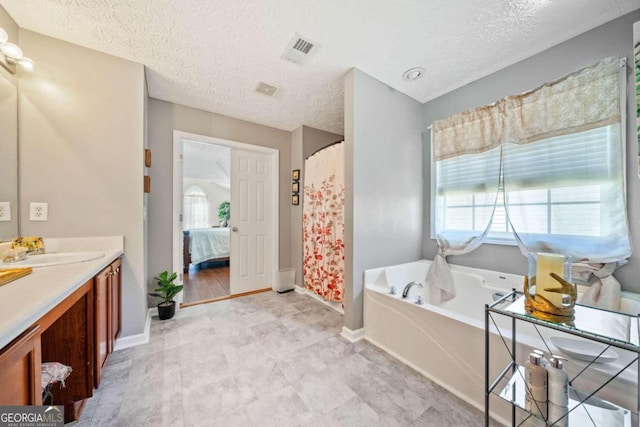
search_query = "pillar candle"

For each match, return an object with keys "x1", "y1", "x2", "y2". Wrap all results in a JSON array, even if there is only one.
[{"x1": 536, "y1": 253, "x2": 565, "y2": 307}]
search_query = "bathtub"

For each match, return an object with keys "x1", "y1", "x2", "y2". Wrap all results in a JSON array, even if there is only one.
[{"x1": 363, "y1": 260, "x2": 639, "y2": 426}]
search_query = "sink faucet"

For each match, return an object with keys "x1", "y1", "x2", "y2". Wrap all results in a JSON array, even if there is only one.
[{"x1": 402, "y1": 281, "x2": 423, "y2": 298}]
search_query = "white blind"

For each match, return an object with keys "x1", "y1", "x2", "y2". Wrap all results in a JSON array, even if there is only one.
[{"x1": 434, "y1": 124, "x2": 627, "y2": 251}]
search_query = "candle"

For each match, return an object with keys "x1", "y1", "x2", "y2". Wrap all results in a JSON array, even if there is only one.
[{"x1": 536, "y1": 253, "x2": 565, "y2": 307}]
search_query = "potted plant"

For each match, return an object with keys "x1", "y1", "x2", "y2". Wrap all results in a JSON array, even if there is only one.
[
  {"x1": 218, "y1": 201, "x2": 230, "y2": 227},
  {"x1": 149, "y1": 271, "x2": 183, "y2": 320}
]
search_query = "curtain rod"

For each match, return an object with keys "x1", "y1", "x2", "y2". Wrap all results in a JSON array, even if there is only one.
[{"x1": 305, "y1": 139, "x2": 343, "y2": 160}]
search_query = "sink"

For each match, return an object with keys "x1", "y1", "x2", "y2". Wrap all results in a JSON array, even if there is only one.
[{"x1": 3, "y1": 251, "x2": 105, "y2": 268}]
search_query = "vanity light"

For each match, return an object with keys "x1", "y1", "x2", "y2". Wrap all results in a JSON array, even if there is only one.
[
  {"x1": 0, "y1": 42, "x2": 22, "y2": 60},
  {"x1": 0, "y1": 26, "x2": 35, "y2": 73},
  {"x1": 17, "y1": 57, "x2": 35, "y2": 71}
]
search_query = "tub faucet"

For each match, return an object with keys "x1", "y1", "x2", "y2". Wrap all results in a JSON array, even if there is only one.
[{"x1": 402, "y1": 281, "x2": 423, "y2": 298}]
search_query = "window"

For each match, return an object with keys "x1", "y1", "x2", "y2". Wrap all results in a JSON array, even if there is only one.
[
  {"x1": 183, "y1": 186, "x2": 209, "y2": 229},
  {"x1": 434, "y1": 125, "x2": 620, "y2": 246},
  {"x1": 430, "y1": 57, "x2": 630, "y2": 261}
]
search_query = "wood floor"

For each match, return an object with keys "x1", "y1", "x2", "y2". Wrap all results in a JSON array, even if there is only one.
[{"x1": 183, "y1": 263, "x2": 230, "y2": 304}]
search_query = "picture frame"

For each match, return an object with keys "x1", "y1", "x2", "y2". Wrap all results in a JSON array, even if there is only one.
[
  {"x1": 145, "y1": 149, "x2": 152, "y2": 167},
  {"x1": 292, "y1": 182, "x2": 299, "y2": 193},
  {"x1": 292, "y1": 169, "x2": 300, "y2": 181},
  {"x1": 292, "y1": 194, "x2": 299, "y2": 205}
]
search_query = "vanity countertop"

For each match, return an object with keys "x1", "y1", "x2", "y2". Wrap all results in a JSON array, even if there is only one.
[{"x1": 0, "y1": 236, "x2": 123, "y2": 349}]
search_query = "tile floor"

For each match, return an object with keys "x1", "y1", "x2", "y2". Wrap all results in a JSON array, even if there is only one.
[{"x1": 78, "y1": 291, "x2": 488, "y2": 426}]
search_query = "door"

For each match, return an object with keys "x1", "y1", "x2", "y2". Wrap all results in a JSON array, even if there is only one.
[
  {"x1": 110, "y1": 259, "x2": 122, "y2": 341},
  {"x1": 230, "y1": 148, "x2": 273, "y2": 294},
  {"x1": 94, "y1": 266, "x2": 110, "y2": 388}
]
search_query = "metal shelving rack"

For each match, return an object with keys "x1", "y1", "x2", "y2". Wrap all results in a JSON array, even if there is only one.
[{"x1": 485, "y1": 291, "x2": 639, "y2": 426}]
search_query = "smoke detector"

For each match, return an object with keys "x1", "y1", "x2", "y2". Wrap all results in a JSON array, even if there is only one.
[
  {"x1": 255, "y1": 82, "x2": 279, "y2": 97},
  {"x1": 283, "y1": 33, "x2": 318, "y2": 65}
]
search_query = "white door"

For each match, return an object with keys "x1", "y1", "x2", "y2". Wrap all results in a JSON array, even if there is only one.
[{"x1": 230, "y1": 148, "x2": 273, "y2": 294}]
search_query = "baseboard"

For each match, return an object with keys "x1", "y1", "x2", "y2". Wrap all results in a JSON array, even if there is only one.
[
  {"x1": 340, "y1": 326, "x2": 365, "y2": 342},
  {"x1": 114, "y1": 308, "x2": 152, "y2": 351}
]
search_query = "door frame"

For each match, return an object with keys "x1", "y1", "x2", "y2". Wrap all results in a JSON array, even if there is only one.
[{"x1": 172, "y1": 130, "x2": 279, "y2": 308}]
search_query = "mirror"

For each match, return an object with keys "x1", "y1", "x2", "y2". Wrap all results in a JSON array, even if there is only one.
[
  {"x1": 0, "y1": 70, "x2": 18, "y2": 241},
  {"x1": 634, "y1": 20, "x2": 639, "y2": 176}
]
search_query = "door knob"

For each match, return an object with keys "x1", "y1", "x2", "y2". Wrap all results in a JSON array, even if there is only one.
[{"x1": 232, "y1": 227, "x2": 238, "y2": 232}]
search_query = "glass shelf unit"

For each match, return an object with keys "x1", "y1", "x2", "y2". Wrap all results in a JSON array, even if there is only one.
[
  {"x1": 499, "y1": 366, "x2": 631, "y2": 426},
  {"x1": 485, "y1": 291, "x2": 639, "y2": 426}
]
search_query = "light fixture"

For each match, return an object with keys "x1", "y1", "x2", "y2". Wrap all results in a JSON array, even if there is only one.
[
  {"x1": 0, "y1": 26, "x2": 35, "y2": 74},
  {"x1": 1, "y1": 42, "x2": 23, "y2": 60},
  {"x1": 17, "y1": 57, "x2": 35, "y2": 71},
  {"x1": 402, "y1": 67, "x2": 425, "y2": 81}
]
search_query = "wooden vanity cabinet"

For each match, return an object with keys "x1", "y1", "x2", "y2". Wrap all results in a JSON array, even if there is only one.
[
  {"x1": 111, "y1": 258, "x2": 122, "y2": 343},
  {"x1": 40, "y1": 280, "x2": 94, "y2": 422},
  {"x1": 0, "y1": 256, "x2": 122, "y2": 422},
  {"x1": 0, "y1": 326, "x2": 42, "y2": 406},
  {"x1": 94, "y1": 258, "x2": 122, "y2": 388}
]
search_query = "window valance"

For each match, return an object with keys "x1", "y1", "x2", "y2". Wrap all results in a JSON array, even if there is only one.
[{"x1": 432, "y1": 57, "x2": 621, "y2": 161}]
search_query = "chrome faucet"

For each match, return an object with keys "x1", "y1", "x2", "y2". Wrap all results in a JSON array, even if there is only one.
[{"x1": 402, "y1": 281, "x2": 423, "y2": 298}]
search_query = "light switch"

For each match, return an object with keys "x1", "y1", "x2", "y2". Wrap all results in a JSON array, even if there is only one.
[
  {"x1": 30, "y1": 202, "x2": 48, "y2": 221},
  {"x1": 0, "y1": 202, "x2": 10, "y2": 221}
]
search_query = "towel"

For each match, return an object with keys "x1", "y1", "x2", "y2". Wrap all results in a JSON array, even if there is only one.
[
  {"x1": 425, "y1": 253, "x2": 456, "y2": 304},
  {"x1": 575, "y1": 262, "x2": 622, "y2": 311}
]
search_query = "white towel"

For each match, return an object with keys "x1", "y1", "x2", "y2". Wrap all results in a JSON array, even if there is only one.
[
  {"x1": 425, "y1": 253, "x2": 456, "y2": 304},
  {"x1": 575, "y1": 262, "x2": 621, "y2": 312}
]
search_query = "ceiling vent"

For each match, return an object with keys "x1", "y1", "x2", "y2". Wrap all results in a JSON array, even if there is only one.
[
  {"x1": 255, "y1": 82, "x2": 279, "y2": 97},
  {"x1": 283, "y1": 33, "x2": 318, "y2": 65}
]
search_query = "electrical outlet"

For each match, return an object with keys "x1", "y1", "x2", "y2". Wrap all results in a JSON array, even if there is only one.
[
  {"x1": 0, "y1": 202, "x2": 10, "y2": 221},
  {"x1": 29, "y1": 202, "x2": 48, "y2": 221}
]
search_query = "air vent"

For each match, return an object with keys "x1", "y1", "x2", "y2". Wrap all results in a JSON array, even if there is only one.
[
  {"x1": 255, "y1": 82, "x2": 279, "y2": 97},
  {"x1": 283, "y1": 33, "x2": 318, "y2": 65}
]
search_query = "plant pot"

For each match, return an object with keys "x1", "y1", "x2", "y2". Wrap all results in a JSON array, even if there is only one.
[{"x1": 157, "y1": 301, "x2": 176, "y2": 320}]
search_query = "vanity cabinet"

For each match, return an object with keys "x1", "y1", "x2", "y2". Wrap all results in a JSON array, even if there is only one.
[
  {"x1": 40, "y1": 280, "x2": 94, "y2": 422},
  {"x1": 94, "y1": 258, "x2": 122, "y2": 388},
  {"x1": 0, "y1": 326, "x2": 42, "y2": 406},
  {"x1": 0, "y1": 255, "x2": 122, "y2": 423}
]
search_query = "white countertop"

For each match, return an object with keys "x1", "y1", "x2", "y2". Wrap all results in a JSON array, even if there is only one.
[{"x1": 0, "y1": 236, "x2": 124, "y2": 349}]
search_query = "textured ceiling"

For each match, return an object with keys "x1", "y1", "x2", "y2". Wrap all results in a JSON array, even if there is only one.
[
  {"x1": 1, "y1": 0, "x2": 638, "y2": 134},
  {"x1": 183, "y1": 140, "x2": 230, "y2": 189}
]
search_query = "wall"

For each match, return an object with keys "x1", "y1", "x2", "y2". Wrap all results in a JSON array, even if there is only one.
[
  {"x1": 147, "y1": 98, "x2": 292, "y2": 290},
  {"x1": 18, "y1": 30, "x2": 147, "y2": 336},
  {"x1": 344, "y1": 69, "x2": 424, "y2": 330},
  {"x1": 422, "y1": 10, "x2": 640, "y2": 293},
  {"x1": 183, "y1": 178, "x2": 230, "y2": 227},
  {"x1": 290, "y1": 125, "x2": 343, "y2": 287}
]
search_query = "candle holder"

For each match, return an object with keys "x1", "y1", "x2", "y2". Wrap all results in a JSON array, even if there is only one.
[{"x1": 524, "y1": 253, "x2": 576, "y2": 324}]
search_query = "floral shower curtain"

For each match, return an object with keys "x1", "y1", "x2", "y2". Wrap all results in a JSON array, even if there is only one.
[{"x1": 303, "y1": 142, "x2": 345, "y2": 303}]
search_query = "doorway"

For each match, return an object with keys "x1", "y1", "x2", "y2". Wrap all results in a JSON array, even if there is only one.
[
  {"x1": 172, "y1": 131, "x2": 279, "y2": 308},
  {"x1": 181, "y1": 141, "x2": 231, "y2": 304}
]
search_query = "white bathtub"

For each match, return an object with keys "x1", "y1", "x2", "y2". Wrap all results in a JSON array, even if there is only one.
[{"x1": 363, "y1": 260, "x2": 639, "y2": 426}]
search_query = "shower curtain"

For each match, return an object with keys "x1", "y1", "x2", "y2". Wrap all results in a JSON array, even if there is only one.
[{"x1": 302, "y1": 142, "x2": 345, "y2": 303}]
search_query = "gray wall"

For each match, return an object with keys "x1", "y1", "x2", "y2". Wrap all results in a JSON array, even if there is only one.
[
  {"x1": 18, "y1": 30, "x2": 147, "y2": 337},
  {"x1": 147, "y1": 98, "x2": 292, "y2": 292},
  {"x1": 344, "y1": 69, "x2": 424, "y2": 330},
  {"x1": 290, "y1": 125, "x2": 343, "y2": 288},
  {"x1": 422, "y1": 10, "x2": 640, "y2": 293}
]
